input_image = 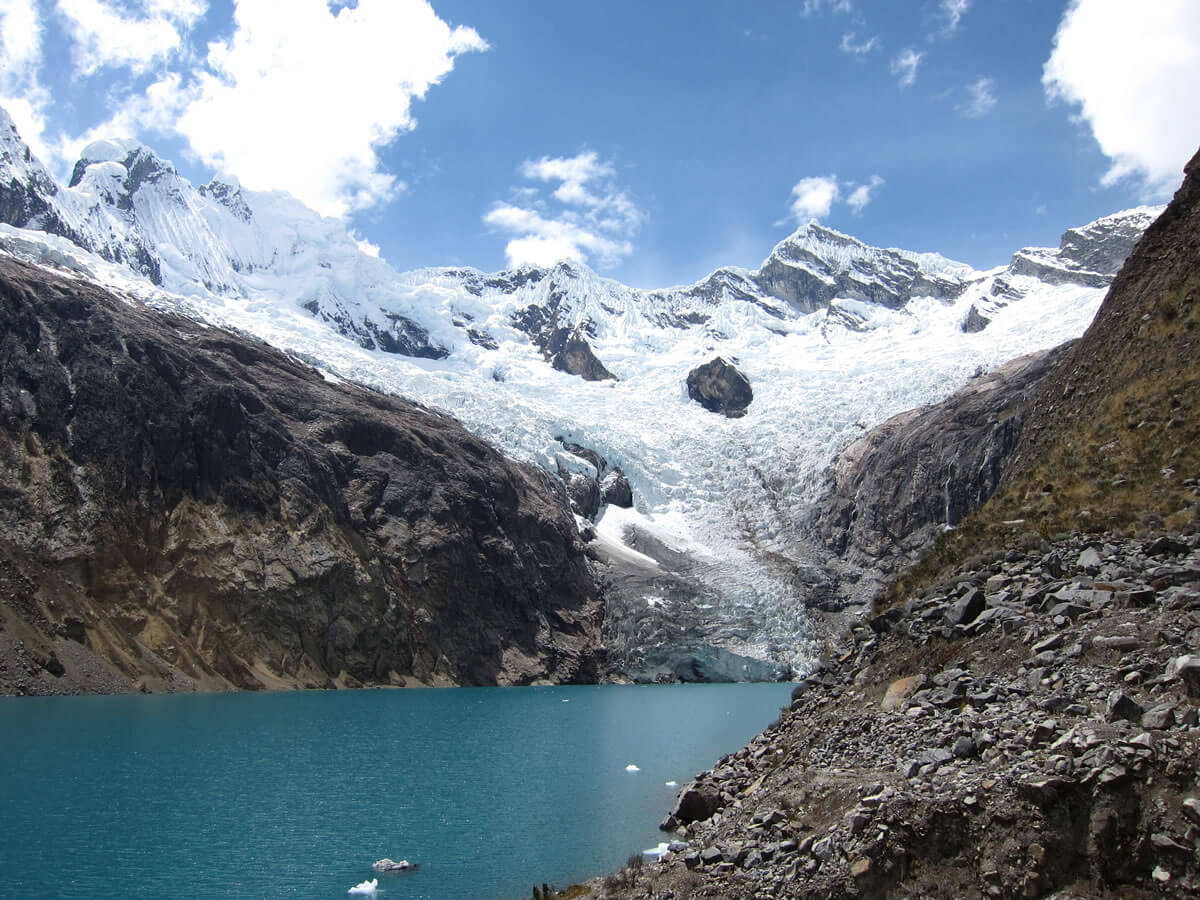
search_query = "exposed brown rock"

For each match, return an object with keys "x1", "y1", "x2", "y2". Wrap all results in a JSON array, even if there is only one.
[{"x1": 0, "y1": 255, "x2": 603, "y2": 694}]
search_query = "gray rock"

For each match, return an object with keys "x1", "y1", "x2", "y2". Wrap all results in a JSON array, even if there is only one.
[
  {"x1": 1141, "y1": 704, "x2": 1176, "y2": 730},
  {"x1": 946, "y1": 588, "x2": 986, "y2": 626},
  {"x1": 599, "y1": 468, "x2": 633, "y2": 508},
  {"x1": 1093, "y1": 635, "x2": 1144, "y2": 651},
  {"x1": 686, "y1": 357, "x2": 753, "y2": 418},
  {"x1": 1170, "y1": 655, "x2": 1200, "y2": 698},
  {"x1": 1105, "y1": 690, "x2": 1144, "y2": 723},
  {"x1": 1146, "y1": 535, "x2": 1189, "y2": 557},
  {"x1": 1182, "y1": 798, "x2": 1200, "y2": 825},
  {"x1": 1077, "y1": 546, "x2": 1104, "y2": 571},
  {"x1": 812, "y1": 836, "x2": 837, "y2": 861},
  {"x1": 671, "y1": 783, "x2": 725, "y2": 825}
]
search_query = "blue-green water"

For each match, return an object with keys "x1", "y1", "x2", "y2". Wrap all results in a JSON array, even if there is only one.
[{"x1": 0, "y1": 683, "x2": 792, "y2": 899}]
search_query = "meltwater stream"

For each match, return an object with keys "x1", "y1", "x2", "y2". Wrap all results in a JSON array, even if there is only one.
[{"x1": 0, "y1": 682, "x2": 793, "y2": 899}]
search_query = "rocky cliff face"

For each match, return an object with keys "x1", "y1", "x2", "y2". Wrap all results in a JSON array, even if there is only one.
[
  {"x1": 810, "y1": 344, "x2": 1072, "y2": 586},
  {"x1": 0, "y1": 256, "x2": 602, "y2": 695}
]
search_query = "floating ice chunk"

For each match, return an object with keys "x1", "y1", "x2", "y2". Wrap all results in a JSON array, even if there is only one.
[
  {"x1": 625, "y1": 764, "x2": 640, "y2": 773},
  {"x1": 643, "y1": 842, "x2": 671, "y2": 860},
  {"x1": 665, "y1": 780, "x2": 678, "y2": 787},
  {"x1": 348, "y1": 878, "x2": 378, "y2": 895}
]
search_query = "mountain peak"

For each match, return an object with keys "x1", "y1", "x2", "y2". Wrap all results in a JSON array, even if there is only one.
[{"x1": 68, "y1": 138, "x2": 176, "y2": 196}]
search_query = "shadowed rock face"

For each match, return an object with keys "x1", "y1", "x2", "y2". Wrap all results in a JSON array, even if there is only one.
[
  {"x1": 810, "y1": 344, "x2": 1071, "y2": 583},
  {"x1": 687, "y1": 357, "x2": 753, "y2": 418},
  {"x1": 0, "y1": 256, "x2": 603, "y2": 694}
]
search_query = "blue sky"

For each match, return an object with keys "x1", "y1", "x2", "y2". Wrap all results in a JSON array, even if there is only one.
[{"x1": 1, "y1": 0, "x2": 1199, "y2": 287}]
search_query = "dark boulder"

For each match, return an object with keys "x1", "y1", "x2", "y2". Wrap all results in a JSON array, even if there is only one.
[
  {"x1": 565, "y1": 472, "x2": 601, "y2": 519},
  {"x1": 961, "y1": 304, "x2": 990, "y2": 333},
  {"x1": 670, "y1": 782, "x2": 726, "y2": 825},
  {"x1": 686, "y1": 357, "x2": 753, "y2": 418},
  {"x1": 600, "y1": 469, "x2": 633, "y2": 508}
]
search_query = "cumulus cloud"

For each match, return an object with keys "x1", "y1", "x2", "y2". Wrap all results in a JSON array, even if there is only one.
[
  {"x1": 846, "y1": 175, "x2": 884, "y2": 213},
  {"x1": 55, "y1": 0, "x2": 205, "y2": 75},
  {"x1": 890, "y1": 48, "x2": 924, "y2": 88},
  {"x1": 787, "y1": 174, "x2": 883, "y2": 223},
  {"x1": 172, "y1": 0, "x2": 487, "y2": 217},
  {"x1": 789, "y1": 176, "x2": 840, "y2": 221},
  {"x1": 6, "y1": 0, "x2": 486, "y2": 218},
  {"x1": 1044, "y1": 0, "x2": 1200, "y2": 198},
  {"x1": 0, "y1": 0, "x2": 51, "y2": 159},
  {"x1": 839, "y1": 32, "x2": 880, "y2": 58},
  {"x1": 485, "y1": 151, "x2": 643, "y2": 269},
  {"x1": 959, "y1": 77, "x2": 997, "y2": 118}
]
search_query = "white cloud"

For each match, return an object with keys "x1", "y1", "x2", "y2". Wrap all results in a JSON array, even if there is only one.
[
  {"x1": 169, "y1": 0, "x2": 487, "y2": 218},
  {"x1": 55, "y1": 0, "x2": 205, "y2": 76},
  {"x1": 890, "y1": 48, "x2": 924, "y2": 88},
  {"x1": 0, "y1": 0, "x2": 52, "y2": 159},
  {"x1": 46, "y1": 71, "x2": 186, "y2": 172},
  {"x1": 939, "y1": 0, "x2": 970, "y2": 34},
  {"x1": 485, "y1": 151, "x2": 643, "y2": 269},
  {"x1": 787, "y1": 174, "x2": 883, "y2": 223},
  {"x1": 3, "y1": 0, "x2": 485, "y2": 217},
  {"x1": 800, "y1": 0, "x2": 852, "y2": 17},
  {"x1": 1044, "y1": 0, "x2": 1200, "y2": 198},
  {"x1": 789, "y1": 175, "x2": 840, "y2": 221},
  {"x1": 839, "y1": 32, "x2": 880, "y2": 58},
  {"x1": 960, "y1": 77, "x2": 997, "y2": 118},
  {"x1": 846, "y1": 175, "x2": 884, "y2": 213}
]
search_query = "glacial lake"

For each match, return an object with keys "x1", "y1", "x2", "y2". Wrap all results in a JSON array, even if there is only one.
[{"x1": 0, "y1": 682, "x2": 793, "y2": 899}]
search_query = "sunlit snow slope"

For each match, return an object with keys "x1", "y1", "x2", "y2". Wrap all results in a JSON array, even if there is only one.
[{"x1": 0, "y1": 107, "x2": 1161, "y2": 677}]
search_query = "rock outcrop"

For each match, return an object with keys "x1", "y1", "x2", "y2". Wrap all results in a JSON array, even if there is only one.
[
  {"x1": 0, "y1": 255, "x2": 603, "y2": 695},
  {"x1": 686, "y1": 357, "x2": 753, "y2": 418},
  {"x1": 811, "y1": 344, "x2": 1071, "y2": 577}
]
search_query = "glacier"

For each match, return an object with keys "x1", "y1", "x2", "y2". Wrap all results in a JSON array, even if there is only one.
[{"x1": 0, "y1": 106, "x2": 1162, "y2": 677}]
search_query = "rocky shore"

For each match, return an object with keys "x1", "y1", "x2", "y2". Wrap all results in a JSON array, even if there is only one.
[{"x1": 574, "y1": 532, "x2": 1200, "y2": 898}]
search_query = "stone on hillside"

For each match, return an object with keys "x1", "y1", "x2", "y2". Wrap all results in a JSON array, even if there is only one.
[
  {"x1": 945, "y1": 588, "x2": 986, "y2": 626},
  {"x1": 1141, "y1": 704, "x2": 1176, "y2": 730},
  {"x1": 686, "y1": 357, "x2": 753, "y2": 418},
  {"x1": 1146, "y1": 535, "x2": 1189, "y2": 557},
  {"x1": 600, "y1": 469, "x2": 633, "y2": 508},
  {"x1": 671, "y1": 783, "x2": 725, "y2": 825},
  {"x1": 565, "y1": 472, "x2": 601, "y2": 519},
  {"x1": 1182, "y1": 798, "x2": 1200, "y2": 825},
  {"x1": 1169, "y1": 655, "x2": 1200, "y2": 698},
  {"x1": 1105, "y1": 690, "x2": 1144, "y2": 724},
  {"x1": 1077, "y1": 546, "x2": 1103, "y2": 572},
  {"x1": 961, "y1": 304, "x2": 990, "y2": 333}
]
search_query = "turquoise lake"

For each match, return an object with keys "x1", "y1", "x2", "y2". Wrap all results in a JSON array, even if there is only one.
[{"x1": 0, "y1": 682, "x2": 793, "y2": 899}]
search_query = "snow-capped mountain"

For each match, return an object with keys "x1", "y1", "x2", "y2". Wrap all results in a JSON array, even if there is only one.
[{"x1": 0, "y1": 106, "x2": 1162, "y2": 678}]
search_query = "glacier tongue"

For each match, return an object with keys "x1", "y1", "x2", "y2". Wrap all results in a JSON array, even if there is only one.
[{"x1": 0, "y1": 107, "x2": 1165, "y2": 678}]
